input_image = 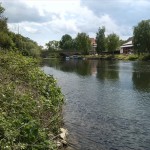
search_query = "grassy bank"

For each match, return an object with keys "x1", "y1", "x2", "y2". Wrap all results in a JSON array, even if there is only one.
[
  {"x1": 0, "y1": 51, "x2": 64, "y2": 149},
  {"x1": 84, "y1": 54, "x2": 150, "y2": 61}
]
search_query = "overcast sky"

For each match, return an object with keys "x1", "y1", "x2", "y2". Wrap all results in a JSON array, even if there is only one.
[{"x1": 1, "y1": 0, "x2": 150, "y2": 46}]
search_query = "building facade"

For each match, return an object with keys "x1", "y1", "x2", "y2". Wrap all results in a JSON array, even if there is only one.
[
  {"x1": 89, "y1": 38, "x2": 97, "y2": 55},
  {"x1": 120, "y1": 40, "x2": 133, "y2": 54}
]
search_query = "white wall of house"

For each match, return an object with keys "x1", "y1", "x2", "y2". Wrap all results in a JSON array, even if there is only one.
[
  {"x1": 120, "y1": 40, "x2": 133, "y2": 54},
  {"x1": 120, "y1": 48, "x2": 123, "y2": 54}
]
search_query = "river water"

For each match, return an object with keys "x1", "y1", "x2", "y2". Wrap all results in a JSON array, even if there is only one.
[{"x1": 42, "y1": 59, "x2": 150, "y2": 150}]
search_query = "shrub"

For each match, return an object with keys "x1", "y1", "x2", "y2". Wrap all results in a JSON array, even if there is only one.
[
  {"x1": 115, "y1": 54, "x2": 127, "y2": 60},
  {"x1": 139, "y1": 54, "x2": 150, "y2": 61},
  {"x1": 127, "y1": 54, "x2": 138, "y2": 60},
  {"x1": 0, "y1": 51, "x2": 64, "y2": 149}
]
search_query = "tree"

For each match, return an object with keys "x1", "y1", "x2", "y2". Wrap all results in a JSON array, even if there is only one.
[
  {"x1": 96, "y1": 26, "x2": 106, "y2": 54},
  {"x1": 0, "y1": 31, "x2": 13, "y2": 49},
  {"x1": 106, "y1": 33, "x2": 119, "y2": 55},
  {"x1": 133, "y1": 20, "x2": 150, "y2": 54},
  {"x1": 46, "y1": 40, "x2": 60, "y2": 51},
  {"x1": 59, "y1": 34, "x2": 73, "y2": 50},
  {"x1": 0, "y1": 3, "x2": 4, "y2": 15},
  {"x1": 0, "y1": 3, "x2": 8, "y2": 32},
  {"x1": 71, "y1": 39, "x2": 77, "y2": 51},
  {"x1": 0, "y1": 4, "x2": 13, "y2": 50},
  {"x1": 10, "y1": 33, "x2": 41, "y2": 57},
  {"x1": 75, "y1": 32, "x2": 91, "y2": 55},
  {"x1": 0, "y1": 4, "x2": 41, "y2": 57}
]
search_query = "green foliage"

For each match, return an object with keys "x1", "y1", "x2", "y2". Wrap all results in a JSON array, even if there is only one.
[
  {"x1": 0, "y1": 52, "x2": 64, "y2": 149},
  {"x1": 133, "y1": 20, "x2": 150, "y2": 54},
  {"x1": 75, "y1": 32, "x2": 91, "y2": 55},
  {"x1": 0, "y1": 3, "x2": 8, "y2": 32},
  {"x1": 46, "y1": 40, "x2": 60, "y2": 51},
  {"x1": 0, "y1": 4, "x2": 12, "y2": 50},
  {"x1": 59, "y1": 34, "x2": 73, "y2": 50},
  {"x1": 127, "y1": 54, "x2": 138, "y2": 60},
  {"x1": 115, "y1": 54, "x2": 139, "y2": 60},
  {"x1": 10, "y1": 32, "x2": 42, "y2": 58},
  {"x1": 0, "y1": 4, "x2": 42, "y2": 58},
  {"x1": 0, "y1": 17, "x2": 7, "y2": 32},
  {"x1": 139, "y1": 54, "x2": 150, "y2": 61},
  {"x1": 96, "y1": 26, "x2": 106, "y2": 54},
  {"x1": 106, "y1": 33, "x2": 120, "y2": 55},
  {"x1": 0, "y1": 31, "x2": 14, "y2": 49},
  {"x1": 0, "y1": 3, "x2": 5, "y2": 14}
]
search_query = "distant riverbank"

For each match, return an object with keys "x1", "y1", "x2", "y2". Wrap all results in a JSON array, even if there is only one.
[
  {"x1": 84, "y1": 54, "x2": 150, "y2": 61},
  {"x1": 42, "y1": 52, "x2": 150, "y2": 61}
]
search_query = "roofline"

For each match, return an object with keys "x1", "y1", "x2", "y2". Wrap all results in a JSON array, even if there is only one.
[{"x1": 121, "y1": 45, "x2": 133, "y2": 48}]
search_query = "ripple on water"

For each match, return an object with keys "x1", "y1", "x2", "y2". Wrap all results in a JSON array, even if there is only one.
[{"x1": 42, "y1": 60, "x2": 150, "y2": 150}]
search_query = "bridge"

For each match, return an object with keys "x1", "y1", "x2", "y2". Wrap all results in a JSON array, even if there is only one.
[{"x1": 58, "y1": 50, "x2": 82, "y2": 57}]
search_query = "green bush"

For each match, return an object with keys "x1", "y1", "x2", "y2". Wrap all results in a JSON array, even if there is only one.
[
  {"x1": 115, "y1": 54, "x2": 127, "y2": 60},
  {"x1": 0, "y1": 51, "x2": 64, "y2": 149},
  {"x1": 127, "y1": 54, "x2": 138, "y2": 60},
  {"x1": 139, "y1": 54, "x2": 150, "y2": 61}
]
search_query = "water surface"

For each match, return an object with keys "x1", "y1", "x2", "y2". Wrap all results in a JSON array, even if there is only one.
[{"x1": 42, "y1": 59, "x2": 150, "y2": 150}]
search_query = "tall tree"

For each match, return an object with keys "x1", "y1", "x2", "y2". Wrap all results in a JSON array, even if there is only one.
[
  {"x1": 96, "y1": 26, "x2": 106, "y2": 54},
  {"x1": 59, "y1": 34, "x2": 73, "y2": 50},
  {"x1": 0, "y1": 3, "x2": 8, "y2": 32},
  {"x1": 0, "y1": 3, "x2": 12, "y2": 49},
  {"x1": 75, "y1": 32, "x2": 91, "y2": 55},
  {"x1": 106, "y1": 33, "x2": 120, "y2": 55},
  {"x1": 46, "y1": 40, "x2": 60, "y2": 51},
  {"x1": 133, "y1": 20, "x2": 150, "y2": 54}
]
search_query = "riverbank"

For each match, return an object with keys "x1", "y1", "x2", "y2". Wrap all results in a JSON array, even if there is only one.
[
  {"x1": 44, "y1": 53, "x2": 150, "y2": 62},
  {"x1": 84, "y1": 54, "x2": 150, "y2": 61},
  {"x1": 0, "y1": 51, "x2": 64, "y2": 149}
]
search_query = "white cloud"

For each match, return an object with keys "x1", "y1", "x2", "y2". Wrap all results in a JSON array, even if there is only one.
[
  {"x1": 24, "y1": 26, "x2": 38, "y2": 34},
  {"x1": 3, "y1": 0, "x2": 149, "y2": 46}
]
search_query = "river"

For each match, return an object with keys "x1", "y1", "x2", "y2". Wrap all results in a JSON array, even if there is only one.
[{"x1": 42, "y1": 59, "x2": 150, "y2": 150}]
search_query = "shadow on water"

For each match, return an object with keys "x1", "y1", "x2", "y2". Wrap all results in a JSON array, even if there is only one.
[{"x1": 42, "y1": 59, "x2": 150, "y2": 150}]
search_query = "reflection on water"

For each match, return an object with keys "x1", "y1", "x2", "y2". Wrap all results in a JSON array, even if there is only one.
[
  {"x1": 132, "y1": 62, "x2": 150, "y2": 92},
  {"x1": 42, "y1": 59, "x2": 150, "y2": 150},
  {"x1": 97, "y1": 61, "x2": 119, "y2": 80}
]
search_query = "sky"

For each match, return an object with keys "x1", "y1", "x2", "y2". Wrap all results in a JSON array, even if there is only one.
[{"x1": 1, "y1": 0, "x2": 150, "y2": 46}]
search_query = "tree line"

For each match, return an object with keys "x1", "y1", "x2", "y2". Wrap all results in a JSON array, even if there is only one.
[
  {"x1": 46, "y1": 20, "x2": 150, "y2": 55},
  {"x1": 0, "y1": 3, "x2": 42, "y2": 58},
  {"x1": 46, "y1": 28, "x2": 120, "y2": 55},
  {"x1": 1, "y1": 2, "x2": 150, "y2": 56}
]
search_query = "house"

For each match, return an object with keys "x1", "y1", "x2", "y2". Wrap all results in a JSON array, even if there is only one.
[
  {"x1": 89, "y1": 38, "x2": 97, "y2": 55},
  {"x1": 120, "y1": 40, "x2": 133, "y2": 54}
]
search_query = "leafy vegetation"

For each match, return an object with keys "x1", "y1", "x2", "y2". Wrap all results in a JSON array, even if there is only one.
[
  {"x1": 133, "y1": 20, "x2": 150, "y2": 55},
  {"x1": 46, "y1": 40, "x2": 60, "y2": 52},
  {"x1": 0, "y1": 4, "x2": 64, "y2": 149},
  {"x1": 138, "y1": 54, "x2": 150, "y2": 61},
  {"x1": 0, "y1": 3, "x2": 42, "y2": 58},
  {"x1": 59, "y1": 34, "x2": 73, "y2": 50},
  {"x1": 106, "y1": 33, "x2": 120, "y2": 55},
  {"x1": 75, "y1": 32, "x2": 91, "y2": 55},
  {"x1": 0, "y1": 51, "x2": 64, "y2": 149},
  {"x1": 96, "y1": 26, "x2": 106, "y2": 54}
]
